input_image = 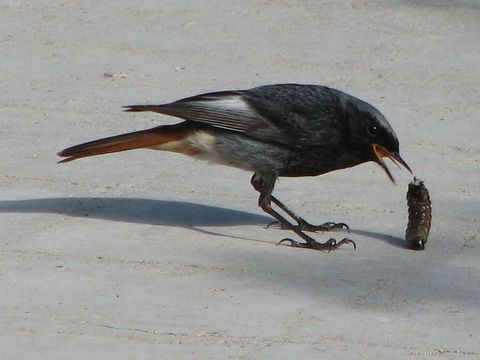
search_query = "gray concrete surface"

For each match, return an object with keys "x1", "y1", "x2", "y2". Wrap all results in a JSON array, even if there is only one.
[{"x1": 1, "y1": 1, "x2": 479, "y2": 359}]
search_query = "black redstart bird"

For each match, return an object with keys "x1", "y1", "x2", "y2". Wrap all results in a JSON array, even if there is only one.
[{"x1": 58, "y1": 83, "x2": 411, "y2": 251}]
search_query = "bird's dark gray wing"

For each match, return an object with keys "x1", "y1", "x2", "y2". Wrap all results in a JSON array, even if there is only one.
[
  {"x1": 124, "y1": 90, "x2": 266, "y2": 133},
  {"x1": 241, "y1": 84, "x2": 347, "y2": 146},
  {"x1": 124, "y1": 84, "x2": 347, "y2": 147}
]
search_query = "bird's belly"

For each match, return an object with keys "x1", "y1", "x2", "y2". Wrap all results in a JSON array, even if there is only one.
[
  {"x1": 279, "y1": 146, "x2": 363, "y2": 177},
  {"x1": 149, "y1": 129, "x2": 286, "y2": 173}
]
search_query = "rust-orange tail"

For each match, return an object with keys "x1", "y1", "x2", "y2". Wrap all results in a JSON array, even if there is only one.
[{"x1": 57, "y1": 122, "x2": 194, "y2": 163}]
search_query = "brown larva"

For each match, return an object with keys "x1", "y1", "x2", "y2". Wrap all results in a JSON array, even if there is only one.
[{"x1": 406, "y1": 178, "x2": 432, "y2": 250}]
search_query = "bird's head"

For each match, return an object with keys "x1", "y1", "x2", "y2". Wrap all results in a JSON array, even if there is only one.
[{"x1": 345, "y1": 97, "x2": 411, "y2": 183}]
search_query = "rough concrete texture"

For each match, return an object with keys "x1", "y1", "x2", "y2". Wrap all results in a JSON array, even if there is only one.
[{"x1": 1, "y1": 1, "x2": 479, "y2": 359}]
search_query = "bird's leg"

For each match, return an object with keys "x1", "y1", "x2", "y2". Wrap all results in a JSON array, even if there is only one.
[
  {"x1": 263, "y1": 202, "x2": 355, "y2": 251},
  {"x1": 269, "y1": 195, "x2": 350, "y2": 232},
  {"x1": 251, "y1": 173, "x2": 355, "y2": 251}
]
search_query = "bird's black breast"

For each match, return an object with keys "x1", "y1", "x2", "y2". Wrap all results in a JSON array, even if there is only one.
[{"x1": 279, "y1": 144, "x2": 368, "y2": 177}]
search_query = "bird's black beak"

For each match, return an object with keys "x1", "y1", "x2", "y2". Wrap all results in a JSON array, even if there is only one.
[{"x1": 372, "y1": 144, "x2": 412, "y2": 184}]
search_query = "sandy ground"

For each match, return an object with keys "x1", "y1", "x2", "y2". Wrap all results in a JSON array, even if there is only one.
[{"x1": 1, "y1": 1, "x2": 479, "y2": 359}]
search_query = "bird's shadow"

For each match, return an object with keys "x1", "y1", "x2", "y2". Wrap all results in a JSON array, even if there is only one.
[
  {"x1": 0, "y1": 197, "x2": 407, "y2": 248},
  {"x1": 0, "y1": 197, "x2": 270, "y2": 228}
]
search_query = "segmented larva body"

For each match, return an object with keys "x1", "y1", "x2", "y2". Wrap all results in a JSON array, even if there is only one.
[{"x1": 406, "y1": 178, "x2": 432, "y2": 250}]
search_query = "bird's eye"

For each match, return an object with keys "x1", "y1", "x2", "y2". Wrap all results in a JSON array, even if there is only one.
[{"x1": 367, "y1": 123, "x2": 379, "y2": 137}]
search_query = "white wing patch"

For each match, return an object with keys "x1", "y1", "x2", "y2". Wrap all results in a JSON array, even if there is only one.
[
  {"x1": 203, "y1": 95, "x2": 250, "y2": 111},
  {"x1": 166, "y1": 93, "x2": 260, "y2": 133}
]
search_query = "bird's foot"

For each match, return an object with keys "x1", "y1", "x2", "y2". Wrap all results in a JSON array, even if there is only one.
[
  {"x1": 278, "y1": 237, "x2": 356, "y2": 252},
  {"x1": 297, "y1": 219, "x2": 350, "y2": 233},
  {"x1": 267, "y1": 218, "x2": 349, "y2": 233}
]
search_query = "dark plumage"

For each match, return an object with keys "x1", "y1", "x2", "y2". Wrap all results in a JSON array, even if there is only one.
[{"x1": 58, "y1": 84, "x2": 411, "y2": 251}]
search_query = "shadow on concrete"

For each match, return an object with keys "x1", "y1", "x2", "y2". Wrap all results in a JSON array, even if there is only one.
[
  {"x1": 0, "y1": 197, "x2": 270, "y2": 227},
  {"x1": 1, "y1": 197, "x2": 408, "y2": 248},
  {"x1": 351, "y1": 229, "x2": 407, "y2": 249}
]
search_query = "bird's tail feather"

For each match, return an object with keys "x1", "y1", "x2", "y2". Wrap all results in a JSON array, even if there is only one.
[
  {"x1": 57, "y1": 123, "x2": 192, "y2": 163},
  {"x1": 123, "y1": 105, "x2": 167, "y2": 113}
]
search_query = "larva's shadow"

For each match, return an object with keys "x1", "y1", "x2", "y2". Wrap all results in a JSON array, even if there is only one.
[
  {"x1": 350, "y1": 229, "x2": 407, "y2": 249},
  {"x1": 0, "y1": 197, "x2": 270, "y2": 228}
]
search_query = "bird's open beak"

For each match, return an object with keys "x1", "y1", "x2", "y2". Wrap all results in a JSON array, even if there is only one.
[{"x1": 372, "y1": 143, "x2": 412, "y2": 184}]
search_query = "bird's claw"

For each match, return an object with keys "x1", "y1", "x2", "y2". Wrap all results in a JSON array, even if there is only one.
[
  {"x1": 265, "y1": 221, "x2": 280, "y2": 229},
  {"x1": 278, "y1": 238, "x2": 301, "y2": 247},
  {"x1": 278, "y1": 237, "x2": 356, "y2": 252},
  {"x1": 305, "y1": 220, "x2": 350, "y2": 233},
  {"x1": 268, "y1": 219, "x2": 350, "y2": 233}
]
